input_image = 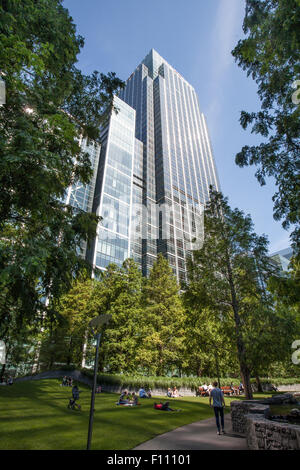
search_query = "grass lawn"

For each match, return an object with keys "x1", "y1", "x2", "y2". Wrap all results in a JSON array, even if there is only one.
[{"x1": 0, "y1": 379, "x2": 270, "y2": 450}]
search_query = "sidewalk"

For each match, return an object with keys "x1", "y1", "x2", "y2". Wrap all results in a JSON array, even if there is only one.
[{"x1": 134, "y1": 413, "x2": 248, "y2": 450}]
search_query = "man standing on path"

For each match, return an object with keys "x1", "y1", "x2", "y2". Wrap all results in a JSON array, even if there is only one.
[{"x1": 209, "y1": 381, "x2": 226, "y2": 435}]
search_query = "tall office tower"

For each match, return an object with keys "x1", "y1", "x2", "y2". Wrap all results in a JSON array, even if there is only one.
[
  {"x1": 65, "y1": 137, "x2": 101, "y2": 259},
  {"x1": 82, "y1": 49, "x2": 220, "y2": 281}
]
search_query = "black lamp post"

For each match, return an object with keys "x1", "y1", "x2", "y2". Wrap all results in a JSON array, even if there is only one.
[{"x1": 86, "y1": 314, "x2": 111, "y2": 451}]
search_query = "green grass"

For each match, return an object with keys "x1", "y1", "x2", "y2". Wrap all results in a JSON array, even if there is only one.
[
  {"x1": 269, "y1": 404, "x2": 300, "y2": 416},
  {"x1": 0, "y1": 379, "x2": 271, "y2": 450}
]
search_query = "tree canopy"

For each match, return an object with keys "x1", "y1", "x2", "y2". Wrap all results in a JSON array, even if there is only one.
[
  {"x1": 0, "y1": 0, "x2": 124, "y2": 339},
  {"x1": 185, "y1": 189, "x2": 292, "y2": 398},
  {"x1": 232, "y1": 0, "x2": 300, "y2": 255}
]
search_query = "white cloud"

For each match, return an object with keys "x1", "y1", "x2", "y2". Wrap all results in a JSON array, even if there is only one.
[
  {"x1": 212, "y1": 0, "x2": 244, "y2": 77},
  {"x1": 205, "y1": 0, "x2": 245, "y2": 135}
]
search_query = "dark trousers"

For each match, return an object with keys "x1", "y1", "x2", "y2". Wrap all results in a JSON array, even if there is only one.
[{"x1": 213, "y1": 406, "x2": 224, "y2": 430}]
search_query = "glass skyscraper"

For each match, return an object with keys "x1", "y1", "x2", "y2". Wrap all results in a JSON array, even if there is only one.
[{"x1": 70, "y1": 49, "x2": 220, "y2": 282}]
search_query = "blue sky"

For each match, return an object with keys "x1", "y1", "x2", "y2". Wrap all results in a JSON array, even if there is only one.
[{"x1": 63, "y1": 0, "x2": 291, "y2": 254}]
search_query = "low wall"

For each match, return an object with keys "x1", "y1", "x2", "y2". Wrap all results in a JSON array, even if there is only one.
[
  {"x1": 14, "y1": 371, "x2": 196, "y2": 397},
  {"x1": 251, "y1": 383, "x2": 299, "y2": 392},
  {"x1": 246, "y1": 414, "x2": 300, "y2": 450},
  {"x1": 16, "y1": 370, "x2": 299, "y2": 397},
  {"x1": 102, "y1": 385, "x2": 196, "y2": 396},
  {"x1": 231, "y1": 401, "x2": 270, "y2": 434},
  {"x1": 231, "y1": 394, "x2": 300, "y2": 449},
  {"x1": 277, "y1": 384, "x2": 300, "y2": 392},
  {"x1": 230, "y1": 393, "x2": 299, "y2": 435}
]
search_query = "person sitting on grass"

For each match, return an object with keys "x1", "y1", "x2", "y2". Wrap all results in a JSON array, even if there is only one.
[
  {"x1": 118, "y1": 390, "x2": 129, "y2": 405},
  {"x1": 167, "y1": 388, "x2": 172, "y2": 398},
  {"x1": 62, "y1": 376, "x2": 67, "y2": 387},
  {"x1": 130, "y1": 392, "x2": 139, "y2": 406},
  {"x1": 139, "y1": 387, "x2": 148, "y2": 398},
  {"x1": 172, "y1": 386, "x2": 182, "y2": 397}
]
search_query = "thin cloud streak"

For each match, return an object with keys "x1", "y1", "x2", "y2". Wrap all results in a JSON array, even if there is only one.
[{"x1": 206, "y1": 0, "x2": 245, "y2": 136}]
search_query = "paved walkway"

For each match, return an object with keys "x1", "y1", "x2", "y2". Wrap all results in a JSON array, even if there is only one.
[{"x1": 134, "y1": 413, "x2": 248, "y2": 450}]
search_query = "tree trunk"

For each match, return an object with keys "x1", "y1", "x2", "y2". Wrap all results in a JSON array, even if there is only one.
[
  {"x1": 81, "y1": 330, "x2": 88, "y2": 368},
  {"x1": 215, "y1": 354, "x2": 221, "y2": 388},
  {"x1": 226, "y1": 252, "x2": 253, "y2": 399},
  {"x1": 0, "y1": 363, "x2": 6, "y2": 383},
  {"x1": 240, "y1": 363, "x2": 253, "y2": 399},
  {"x1": 196, "y1": 365, "x2": 203, "y2": 377},
  {"x1": 255, "y1": 374, "x2": 263, "y2": 393},
  {"x1": 67, "y1": 337, "x2": 72, "y2": 366}
]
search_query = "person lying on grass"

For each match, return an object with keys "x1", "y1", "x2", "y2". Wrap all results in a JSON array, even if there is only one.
[{"x1": 154, "y1": 401, "x2": 182, "y2": 412}]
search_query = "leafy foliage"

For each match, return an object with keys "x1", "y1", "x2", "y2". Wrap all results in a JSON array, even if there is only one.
[
  {"x1": 185, "y1": 189, "x2": 293, "y2": 398},
  {"x1": 232, "y1": 0, "x2": 300, "y2": 253},
  {"x1": 0, "y1": 0, "x2": 124, "y2": 337},
  {"x1": 137, "y1": 254, "x2": 186, "y2": 376}
]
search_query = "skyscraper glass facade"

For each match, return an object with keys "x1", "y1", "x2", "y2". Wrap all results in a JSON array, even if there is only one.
[
  {"x1": 69, "y1": 50, "x2": 220, "y2": 282},
  {"x1": 119, "y1": 49, "x2": 220, "y2": 281}
]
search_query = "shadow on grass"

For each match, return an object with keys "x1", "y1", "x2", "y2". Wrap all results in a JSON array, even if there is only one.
[{"x1": 1, "y1": 379, "x2": 263, "y2": 450}]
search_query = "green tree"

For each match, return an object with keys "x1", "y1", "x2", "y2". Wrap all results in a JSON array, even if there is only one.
[
  {"x1": 186, "y1": 190, "x2": 278, "y2": 398},
  {"x1": 232, "y1": 0, "x2": 300, "y2": 254},
  {"x1": 52, "y1": 274, "x2": 98, "y2": 368},
  {"x1": 0, "y1": 1, "x2": 124, "y2": 331},
  {"x1": 99, "y1": 259, "x2": 144, "y2": 373},
  {"x1": 182, "y1": 297, "x2": 237, "y2": 380},
  {"x1": 138, "y1": 254, "x2": 186, "y2": 376}
]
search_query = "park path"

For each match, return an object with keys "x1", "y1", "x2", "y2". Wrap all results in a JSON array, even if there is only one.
[{"x1": 134, "y1": 413, "x2": 248, "y2": 450}]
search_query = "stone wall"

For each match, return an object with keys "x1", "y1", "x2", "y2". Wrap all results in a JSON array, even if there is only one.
[
  {"x1": 231, "y1": 401, "x2": 269, "y2": 434},
  {"x1": 231, "y1": 393, "x2": 300, "y2": 435},
  {"x1": 246, "y1": 414, "x2": 300, "y2": 450}
]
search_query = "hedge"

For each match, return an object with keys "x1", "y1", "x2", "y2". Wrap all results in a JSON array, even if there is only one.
[{"x1": 79, "y1": 369, "x2": 299, "y2": 390}]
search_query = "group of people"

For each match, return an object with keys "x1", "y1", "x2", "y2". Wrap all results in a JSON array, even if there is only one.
[
  {"x1": 61, "y1": 376, "x2": 73, "y2": 387},
  {"x1": 196, "y1": 383, "x2": 214, "y2": 396},
  {"x1": 117, "y1": 387, "x2": 152, "y2": 406},
  {"x1": 0, "y1": 376, "x2": 13, "y2": 386},
  {"x1": 227, "y1": 382, "x2": 244, "y2": 395},
  {"x1": 197, "y1": 382, "x2": 244, "y2": 397},
  {"x1": 117, "y1": 390, "x2": 139, "y2": 406},
  {"x1": 166, "y1": 386, "x2": 182, "y2": 398}
]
